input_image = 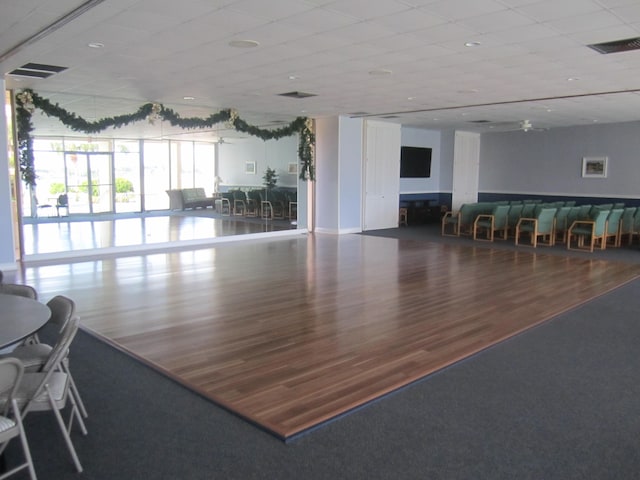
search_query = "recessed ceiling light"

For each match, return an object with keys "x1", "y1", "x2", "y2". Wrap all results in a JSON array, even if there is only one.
[
  {"x1": 229, "y1": 39, "x2": 260, "y2": 48},
  {"x1": 567, "y1": 77, "x2": 580, "y2": 81},
  {"x1": 288, "y1": 75, "x2": 299, "y2": 80},
  {"x1": 407, "y1": 96, "x2": 416, "y2": 100},
  {"x1": 465, "y1": 41, "x2": 481, "y2": 47},
  {"x1": 369, "y1": 69, "x2": 393, "y2": 76},
  {"x1": 88, "y1": 42, "x2": 104, "y2": 49},
  {"x1": 183, "y1": 96, "x2": 195, "y2": 101}
]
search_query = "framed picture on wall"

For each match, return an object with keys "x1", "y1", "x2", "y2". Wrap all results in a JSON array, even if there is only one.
[
  {"x1": 245, "y1": 161, "x2": 256, "y2": 174},
  {"x1": 582, "y1": 156, "x2": 607, "y2": 178},
  {"x1": 288, "y1": 162, "x2": 298, "y2": 175}
]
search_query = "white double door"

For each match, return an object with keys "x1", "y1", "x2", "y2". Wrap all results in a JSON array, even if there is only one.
[{"x1": 363, "y1": 121, "x2": 401, "y2": 231}]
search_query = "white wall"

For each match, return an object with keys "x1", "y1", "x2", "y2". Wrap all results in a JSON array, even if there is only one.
[
  {"x1": 400, "y1": 127, "x2": 441, "y2": 194},
  {"x1": 480, "y1": 121, "x2": 640, "y2": 199},
  {"x1": 339, "y1": 116, "x2": 363, "y2": 232},
  {"x1": 315, "y1": 117, "x2": 340, "y2": 233},
  {"x1": 315, "y1": 116, "x2": 364, "y2": 234},
  {"x1": 218, "y1": 135, "x2": 299, "y2": 189}
]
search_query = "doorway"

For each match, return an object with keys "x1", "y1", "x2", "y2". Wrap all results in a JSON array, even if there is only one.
[{"x1": 64, "y1": 152, "x2": 114, "y2": 214}]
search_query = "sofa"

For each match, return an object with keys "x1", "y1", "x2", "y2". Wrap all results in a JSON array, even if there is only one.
[{"x1": 166, "y1": 188, "x2": 216, "y2": 210}]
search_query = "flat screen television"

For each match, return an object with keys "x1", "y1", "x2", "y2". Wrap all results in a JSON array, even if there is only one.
[{"x1": 400, "y1": 146, "x2": 432, "y2": 178}]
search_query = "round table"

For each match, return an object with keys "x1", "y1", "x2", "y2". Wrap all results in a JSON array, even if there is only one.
[{"x1": 0, "y1": 294, "x2": 51, "y2": 349}]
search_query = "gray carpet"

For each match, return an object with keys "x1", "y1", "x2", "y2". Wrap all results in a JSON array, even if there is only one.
[{"x1": 8, "y1": 227, "x2": 640, "y2": 479}]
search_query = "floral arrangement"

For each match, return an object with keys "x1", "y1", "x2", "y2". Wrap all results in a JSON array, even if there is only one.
[{"x1": 15, "y1": 89, "x2": 315, "y2": 186}]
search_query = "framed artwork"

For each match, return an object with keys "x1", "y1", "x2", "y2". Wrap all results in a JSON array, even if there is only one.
[
  {"x1": 288, "y1": 162, "x2": 298, "y2": 175},
  {"x1": 582, "y1": 156, "x2": 607, "y2": 178},
  {"x1": 245, "y1": 161, "x2": 256, "y2": 174}
]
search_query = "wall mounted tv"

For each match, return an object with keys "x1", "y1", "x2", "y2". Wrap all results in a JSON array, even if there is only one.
[{"x1": 400, "y1": 146, "x2": 432, "y2": 178}]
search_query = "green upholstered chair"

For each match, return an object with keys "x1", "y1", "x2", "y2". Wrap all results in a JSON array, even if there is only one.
[
  {"x1": 246, "y1": 190, "x2": 261, "y2": 217},
  {"x1": 617, "y1": 207, "x2": 637, "y2": 246},
  {"x1": 603, "y1": 208, "x2": 624, "y2": 247},
  {"x1": 553, "y1": 206, "x2": 572, "y2": 244},
  {"x1": 577, "y1": 204, "x2": 592, "y2": 220},
  {"x1": 521, "y1": 203, "x2": 535, "y2": 218},
  {"x1": 232, "y1": 190, "x2": 247, "y2": 216},
  {"x1": 506, "y1": 204, "x2": 524, "y2": 237},
  {"x1": 630, "y1": 208, "x2": 640, "y2": 246},
  {"x1": 473, "y1": 204, "x2": 510, "y2": 241},
  {"x1": 567, "y1": 209, "x2": 610, "y2": 252},
  {"x1": 442, "y1": 203, "x2": 471, "y2": 236},
  {"x1": 515, "y1": 207, "x2": 557, "y2": 247}
]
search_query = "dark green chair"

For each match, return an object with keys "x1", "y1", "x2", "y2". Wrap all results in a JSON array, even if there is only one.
[
  {"x1": 618, "y1": 207, "x2": 637, "y2": 246},
  {"x1": 246, "y1": 190, "x2": 261, "y2": 217},
  {"x1": 506, "y1": 204, "x2": 524, "y2": 237},
  {"x1": 604, "y1": 208, "x2": 624, "y2": 247},
  {"x1": 553, "y1": 206, "x2": 572, "y2": 244},
  {"x1": 232, "y1": 190, "x2": 247, "y2": 216}
]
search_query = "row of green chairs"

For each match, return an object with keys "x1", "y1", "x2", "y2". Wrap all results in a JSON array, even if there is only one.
[
  {"x1": 443, "y1": 200, "x2": 639, "y2": 252},
  {"x1": 442, "y1": 200, "x2": 577, "y2": 238},
  {"x1": 567, "y1": 206, "x2": 640, "y2": 252},
  {"x1": 222, "y1": 189, "x2": 297, "y2": 220}
]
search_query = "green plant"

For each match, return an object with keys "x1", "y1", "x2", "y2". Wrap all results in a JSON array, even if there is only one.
[
  {"x1": 263, "y1": 167, "x2": 278, "y2": 190},
  {"x1": 79, "y1": 180, "x2": 99, "y2": 197},
  {"x1": 115, "y1": 177, "x2": 134, "y2": 193},
  {"x1": 49, "y1": 182, "x2": 65, "y2": 195}
]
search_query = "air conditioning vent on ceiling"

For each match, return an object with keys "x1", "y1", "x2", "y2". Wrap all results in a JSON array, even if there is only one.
[
  {"x1": 277, "y1": 91, "x2": 317, "y2": 99},
  {"x1": 587, "y1": 37, "x2": 640, "y2": 54},
  {"x1": 9, "y1": 62, "x2": 67, "y2": 79}
]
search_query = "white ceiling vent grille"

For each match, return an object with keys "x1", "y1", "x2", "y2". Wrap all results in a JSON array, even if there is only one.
[{"x1": 587, "y1": 37, "x2": 640, "y2": 54}]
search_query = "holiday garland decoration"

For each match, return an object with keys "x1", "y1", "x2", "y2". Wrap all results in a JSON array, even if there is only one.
[{"x1": 15, "y1": 89, "x2": 315, "y2": 186}]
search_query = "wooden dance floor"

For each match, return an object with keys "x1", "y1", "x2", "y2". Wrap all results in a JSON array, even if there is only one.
[{"x1": 24, "y1": 233, "x2": 640, "y2": 439}]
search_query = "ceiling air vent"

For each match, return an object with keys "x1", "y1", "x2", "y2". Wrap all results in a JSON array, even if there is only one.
[
  {"x1": 382, "y1": 115, "x2": 400, "y2": 119},
  {"x1": 469, "y1": 120, "x2": 491, "y2": 123},
  {"x1": 587, "y1": 37, "x2": 640, "y2": 54},
  {"x1": 278, "y1": 91, "x2": 316, "y2": 99},
  {"x1": 9, "y1": 62, "x2": 67, "y2": 79}
]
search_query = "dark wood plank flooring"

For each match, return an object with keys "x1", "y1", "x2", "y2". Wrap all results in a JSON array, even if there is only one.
[{"x1": 22, "y1": 233, "x2": 640, "y2": 438}]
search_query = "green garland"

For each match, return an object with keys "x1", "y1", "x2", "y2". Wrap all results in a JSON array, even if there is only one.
[{"x1": 15, "y1": 89, "x2": 315, "y2": 186}]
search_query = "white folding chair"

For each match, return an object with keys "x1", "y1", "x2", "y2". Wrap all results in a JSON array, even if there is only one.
[
  {"x1": 0, "y1": 358, "x2": 37, "y2": 480},
  {"x1": 12, "y1": 317, "x2": 87, "y2": 473},
  {"x1": 2, "y1": 296, "x2": 88, "y2": 419}
]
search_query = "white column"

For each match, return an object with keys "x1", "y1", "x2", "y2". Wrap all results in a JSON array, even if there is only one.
[{"x1": 0, "y1": 82, "x2": 17, "y2": 270}]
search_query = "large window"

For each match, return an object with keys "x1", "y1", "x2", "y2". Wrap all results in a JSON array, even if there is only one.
[
  {"x1": 143, "y1": 141, "x2": 171, "y2": 210},
  {"x1": 25, "y1": 137, "x2": 217, "y2": 216},
  {"x1": 114, "y1": 140, "x2": 141, "y2": 213}
]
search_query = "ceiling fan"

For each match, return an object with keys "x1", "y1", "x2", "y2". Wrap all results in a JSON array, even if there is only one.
[{"x1": 517, "y1": 120, "x2": 545, "y2": 132}]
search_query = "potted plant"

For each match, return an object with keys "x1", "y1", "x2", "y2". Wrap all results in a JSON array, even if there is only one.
[{"x1": 263, "y1": 167, "x2": 278, "y2": 190}]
